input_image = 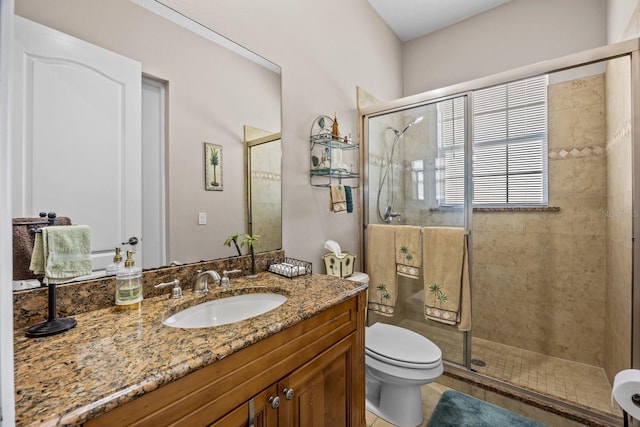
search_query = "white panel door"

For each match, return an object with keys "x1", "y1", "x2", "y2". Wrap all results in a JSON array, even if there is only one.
[{"x1": 12, "y1": 16, "x2": 142, "y2": 270}]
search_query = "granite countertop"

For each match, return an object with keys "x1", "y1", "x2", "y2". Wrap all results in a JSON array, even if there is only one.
[{"x1": 13, "y1": 272, "x2": 367, "y2": 426}]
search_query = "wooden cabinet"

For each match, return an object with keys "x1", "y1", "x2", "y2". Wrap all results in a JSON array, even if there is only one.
[
  {"x1": 279, "y1": 334, "x2": 355, "y2": 427},
  {"x1": 209, "y1": 385, "x2": 278, "y2": 427},
  {"x1": 213, "y1": 335, "x2": 355, "y2": 427},
  {"x1": 85, "y1": 293, "x2": 366, "y2": 427}
]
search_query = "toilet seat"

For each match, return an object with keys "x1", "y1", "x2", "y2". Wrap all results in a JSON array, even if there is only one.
[{"x1": 366, "y1": 323, "x2": 442, "y2": 369}]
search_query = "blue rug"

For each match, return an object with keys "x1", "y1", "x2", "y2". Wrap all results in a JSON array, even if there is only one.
[{"x1": 427, "y1": 390, "x2": 549, "y2": 427}]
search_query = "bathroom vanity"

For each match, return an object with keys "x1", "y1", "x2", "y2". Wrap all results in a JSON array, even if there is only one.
[{"x1": 13, "y1": 272, "x2": 367, "y2": 426}]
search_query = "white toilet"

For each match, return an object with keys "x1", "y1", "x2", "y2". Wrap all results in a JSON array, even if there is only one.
[{"x1": 345, "y1": 272, "x2": 444, "y2": 427}]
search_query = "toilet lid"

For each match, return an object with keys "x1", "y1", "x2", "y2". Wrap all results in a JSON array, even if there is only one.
[{"x1": 366, "y1": 323, "x2": 442, "y2": 368}]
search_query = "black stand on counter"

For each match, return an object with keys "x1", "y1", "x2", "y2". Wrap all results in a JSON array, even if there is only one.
[{"x1": 25, "y1": 281, "x2": 76, "y2": 338}]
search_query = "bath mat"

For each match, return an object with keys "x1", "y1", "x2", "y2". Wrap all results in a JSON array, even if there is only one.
[{"x1": 427, "y1": 390, "x2": 549, "y2": 427}]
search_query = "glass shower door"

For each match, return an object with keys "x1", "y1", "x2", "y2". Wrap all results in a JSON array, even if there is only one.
[{"x1": 365, "y1": 94, "x2": 470, "y2": 366}]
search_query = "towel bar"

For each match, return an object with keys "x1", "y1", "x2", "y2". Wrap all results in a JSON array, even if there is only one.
[{"x1": 14, "y1": 211, "x2": 58, "y2": 234}]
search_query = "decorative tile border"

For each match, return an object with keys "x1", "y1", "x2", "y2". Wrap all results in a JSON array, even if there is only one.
[
  {"x1": 606, "y1": 119, "x2": 631, "y2": 155},
  {"x1": 251, "y1": 170, "x2": 281, "y2": 181},
  {"x1": 548, "y1": 145, "x2": 605, "y2": 160}
]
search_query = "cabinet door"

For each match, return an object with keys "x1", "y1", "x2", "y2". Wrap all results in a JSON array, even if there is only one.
[
  {"x1": 209, "y1": 385, "x2": 278, "y2": 427},
  {"x1": 278, "y1": 335, "x2": 355, "y2": 427}
]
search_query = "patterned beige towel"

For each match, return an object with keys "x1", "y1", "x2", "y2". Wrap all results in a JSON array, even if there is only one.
[
  {"x1": 329, "y1": 184, "x2": 347, "y2": 213},
  {"x1": 423, "y1": 227, "x2": 471, "y2": 331},
  {"x1": 395, "y1": 225, "x2": 421, "y2": 279},
  {"x1": 366, "y1": 224, "x2": 397, "y2": 316}
]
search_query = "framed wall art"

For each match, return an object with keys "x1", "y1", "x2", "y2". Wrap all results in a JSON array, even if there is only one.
[{"x1": 204, "y1": 142, "x2": 223, "y2": 191}]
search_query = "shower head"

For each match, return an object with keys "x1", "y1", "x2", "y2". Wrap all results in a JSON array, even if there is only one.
[
  {"x1": 399, "y1": 115, "x2": 423, "y2": 135},
  {"x1": 386, "y1": 116, "x2": 424, "y2": 139}
]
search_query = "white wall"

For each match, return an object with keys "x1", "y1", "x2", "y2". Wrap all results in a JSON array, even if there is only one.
[
  {"x1": 160, "y1": 0, "x2": 404, "y2": 270},
  {"x1": 403, "y1": 0, "x2": 606, "y2": 96},
  {"x1": 606, "y1": 0, "x2": 640, "y2": 42}
]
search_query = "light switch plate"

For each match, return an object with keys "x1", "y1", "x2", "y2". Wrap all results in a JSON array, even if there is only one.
[{"x1": 198, "y1": 212, "x2": 207, "y2": 225}]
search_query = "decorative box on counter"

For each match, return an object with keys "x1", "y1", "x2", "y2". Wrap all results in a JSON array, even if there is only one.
[
  {"x1": 268, "y1": 257, "x2": 312, "y2": 278},
  {"x1": 322, "y1": 252, "x2": 355, "y2": 278}
]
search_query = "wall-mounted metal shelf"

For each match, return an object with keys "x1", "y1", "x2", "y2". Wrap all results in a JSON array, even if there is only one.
[{"x1": 309, "y1": 115, "x2": 359, "y2": 188}]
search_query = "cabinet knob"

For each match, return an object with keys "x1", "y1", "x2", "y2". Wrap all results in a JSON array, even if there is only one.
[
  {"x1": 283, "y1": 388, "x2": 295, "y2": 400},
  {"x1": 268, "y1": 395, "x2": 280, "y2": 409}
]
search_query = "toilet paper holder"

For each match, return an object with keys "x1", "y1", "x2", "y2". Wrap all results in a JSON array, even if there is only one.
[{"x1": 622, "y1": 394, "x2": 640, "y2": 427}]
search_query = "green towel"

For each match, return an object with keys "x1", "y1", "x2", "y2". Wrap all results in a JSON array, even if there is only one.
[
  {"x1": 29, "y1": 225, "x2": 92, "y2": 284},
  {"x1": 29, "y1": 232, "x2": 45, "y2": 275}
]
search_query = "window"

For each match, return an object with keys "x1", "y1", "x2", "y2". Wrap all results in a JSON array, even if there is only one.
[
  {"x1": 436, "y1": 96, "x2": 466, "y2": 206},
  {"x1": 411, "y1": 160, "x2": 425, "y2": 200},
  {"x1": 436, "y1": 75, "x2": 548, "y2": 207}
]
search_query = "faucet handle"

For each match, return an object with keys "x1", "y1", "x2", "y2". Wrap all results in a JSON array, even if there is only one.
[
  {"x1": 154, "y1": 279, "x2": 182, "y2": 299},
  {"x1": 220, "y1": 269, "x2": 242, "y2": 288}
]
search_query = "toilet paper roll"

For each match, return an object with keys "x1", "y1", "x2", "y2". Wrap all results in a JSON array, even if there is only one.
[
  {"x1": 612, "y1": 369, "x2": 640, "y2": 419},
  {"x1": 331, "y1": 148, "x2": 342, "y2": 166}
]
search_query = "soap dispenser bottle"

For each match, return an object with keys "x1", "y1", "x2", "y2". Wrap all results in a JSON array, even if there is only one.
[
  {"x1": 115, "y1": 250, "x2": 143, "y2": 310},
  {"x1": 105, "y1": 247, "x2": 124, "y2": 275}
]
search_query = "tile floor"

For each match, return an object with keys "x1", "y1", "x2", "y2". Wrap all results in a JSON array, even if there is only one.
[{"x1": 365, "y1": 382, "x2": 449, "y2": 427}]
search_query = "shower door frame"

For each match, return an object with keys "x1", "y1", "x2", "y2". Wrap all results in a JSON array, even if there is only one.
[
  {"x1": 359, "y1": 36, "x2": 640, "y2": 402},
  {"x1": 361, "y1": 93, "x2": 474, "y2": 368}
]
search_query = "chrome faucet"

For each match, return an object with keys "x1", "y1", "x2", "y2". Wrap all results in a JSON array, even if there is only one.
[{"x1": 193, "y1": 270, "x2": 220, "y2": 294}]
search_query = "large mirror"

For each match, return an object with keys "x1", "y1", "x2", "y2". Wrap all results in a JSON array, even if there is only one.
[{"x1": 11, "y1": 0, "x2": 282, "y2": 282}]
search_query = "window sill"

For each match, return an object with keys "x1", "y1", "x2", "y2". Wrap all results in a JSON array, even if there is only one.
[
  {"x1": 473, "y1": 206, "x2": 560, "y2": 213},
  {"x1": 429, "y1": 206, "x2": 560, "y2": 213}
]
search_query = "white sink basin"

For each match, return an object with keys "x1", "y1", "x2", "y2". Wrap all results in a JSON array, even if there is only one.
[{"x1": 163, "y1": 293, "x2": 287, "y2": 328}]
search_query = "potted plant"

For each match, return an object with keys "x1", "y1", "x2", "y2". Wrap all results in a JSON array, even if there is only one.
[
  {"x1": 224, "y1": 234, "x2": 242, "y2": 256},
  {"x1": 224, "y1": 233, "x2": 260, "y2": 277}
]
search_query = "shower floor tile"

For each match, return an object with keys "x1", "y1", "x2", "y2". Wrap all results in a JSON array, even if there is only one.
[{"x1": 471, "y1": 338, "x2": 619, "y2": 417}]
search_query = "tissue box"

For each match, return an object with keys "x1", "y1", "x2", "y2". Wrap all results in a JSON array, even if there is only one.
[{"x1": 323, "y1": 252, "x2": 355, "y2": 278}]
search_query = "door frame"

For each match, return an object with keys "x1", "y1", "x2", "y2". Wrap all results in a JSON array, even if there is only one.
[
  {"x1": 0, "y1": 0, "x2": 15, "y2": 424},
  {"x1": 141, "y1": 76, "x2": 167, "y2": 269}
]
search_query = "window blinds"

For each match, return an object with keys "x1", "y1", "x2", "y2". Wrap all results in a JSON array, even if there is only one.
[
  {"x1": 473, "y1": 75, "x2": 548, "y2": 205},
  {"x1": 436, "y1": 75, "x2": 548, "y2": 206},
  {"x1": 437, "y1": 97, "x2": 465, "y2": 205}
]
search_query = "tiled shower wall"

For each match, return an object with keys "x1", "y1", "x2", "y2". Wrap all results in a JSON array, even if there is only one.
[
  {"x1": 250, "y1": 142, "x2": 282, "y2": 253},
  {"x1": 604, "y1": 57, "x2": 632, "y2": 382},
  {"x1": 472, "y1": 73, "x2": 608, "y2": 366}
]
